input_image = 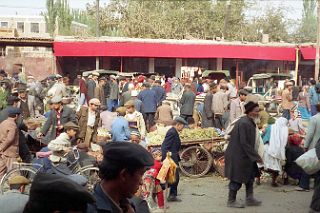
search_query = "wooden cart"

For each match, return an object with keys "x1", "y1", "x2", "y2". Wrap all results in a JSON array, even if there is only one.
[{"x1": 148, "y1": 137, "x2": 226, "y2": 178}]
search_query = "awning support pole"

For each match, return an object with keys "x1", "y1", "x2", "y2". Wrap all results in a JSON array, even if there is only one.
[{"x1": 294, "y1": 48, "x2": 299, "y2": 85}]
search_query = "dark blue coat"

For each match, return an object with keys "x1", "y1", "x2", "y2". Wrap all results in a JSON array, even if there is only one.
[
  {"x1": 137, "y1": 89, "x2": 157, "y2": 113},
  {"x1": 161, "y1": 127, "x2": 181, "y2": 163},
  {"x1": 152, "y1": 86, "x2": 166, "y2": 105}
]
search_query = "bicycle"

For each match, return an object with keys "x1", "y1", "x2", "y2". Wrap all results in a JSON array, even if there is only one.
[{"x1": 0, "y1": 146, "x2": 100, "y2": 194}]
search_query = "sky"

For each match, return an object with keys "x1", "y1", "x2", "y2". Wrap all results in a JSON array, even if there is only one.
[{"x1": 0, "y1": 0, "x2": 304, "y2": 21}]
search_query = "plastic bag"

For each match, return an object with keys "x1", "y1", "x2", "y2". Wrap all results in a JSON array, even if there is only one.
[
  {"x1": 157, "y1": 153, "x2": 171, "y2": 183},
  {"x1": 167, "y1": 155, "x2": 177, "y2": 184},
  {"x1": 156, "y1": 152, "x2": 177, "y2": 184},
  {"x1": 295, "y1": 148, "x2": 320, "y2": 175}
]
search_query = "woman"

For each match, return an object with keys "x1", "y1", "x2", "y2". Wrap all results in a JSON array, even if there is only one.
[
  {"x1": 124, "y1": 100, "x2": 146, "y2": 140},
  {"x1": 263, "y1": 117, "x2": 288, "y2": 187},
  {"x1": 297, "y1": 85, "x2": 311, "y2": 120}
]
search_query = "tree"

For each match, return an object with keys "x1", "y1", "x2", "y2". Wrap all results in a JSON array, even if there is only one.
[
  {"x1": 295, "y1": 0, "x2": 317, "y2": 43},
  {"x1": 42, "y1": 0, "x2": 57, "y2": 36}
]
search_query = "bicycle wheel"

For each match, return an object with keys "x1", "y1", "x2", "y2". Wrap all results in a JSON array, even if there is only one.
[
  {"x1": 0, "y1": 166, "x2": 37, "y2": 194},
  {"x1": 78, "y1": 166, "x2": 99, "y2": 192}
]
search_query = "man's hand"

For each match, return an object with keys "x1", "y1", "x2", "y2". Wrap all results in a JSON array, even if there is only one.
[{"x1": 37, "y1": 132, "x2": 44, "y2": 138}]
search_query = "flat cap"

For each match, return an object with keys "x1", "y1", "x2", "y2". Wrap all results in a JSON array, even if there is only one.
[
  {"x1": 174, "y1": 116, "x2": 188, "y2": 125},
  {"x1": 63, "y1": 121, "x2": 79, "y2": 130},
  {"x1": 244, "y1": 101, "x2": 259, "y2": 114},
  {"x1": 7, "y1": 95, "x2": 20, "y2": 103},
  {"x1": 124, "y1": 100, "x2": 135, "y2": 107},
  {"x1": 238, "y1": 89, "x2": 249, "y2": 96},
  {"x1": 8, "y1": 175, "x2": 30, "y2": 185},
  {"x1": 99, "y1": 77, "x2": 106, "y2": 81},
  {"x1": 89, "y1": 98, "x2": 101, "y2": 106},
  {"x1": 103, "y1": 142, "x2": 154, "y2": 167},
  {"x1": 92, "y1": 71, "x2": 100, "y2": 77},
  {"x1": 29, "y1": 173, "x2": 95, "y2": 204},
  {"x1": 82, "y1": 72, "x2": 89, "y2": 77},
  {"x1": 56, "y1": 74, "x2": 63, "y2": 79},
  {"x1": 116, "y1": 106, "x2": 127, "y2": 115},
  {"x1": 109, "y1": 75, "x2": 116, "y2": 80},
  {"x1": 8, "y1": 107, "x2": 21, "y2": 116},
  {"x1": 142, "y1": 82, "x2": 151, "y2": 88},
  {"x1": 51, "y1": 96, "x2": 62, "y2": 104}
]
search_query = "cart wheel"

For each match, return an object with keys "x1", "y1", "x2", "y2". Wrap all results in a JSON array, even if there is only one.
[{"x1": 179, "y1": 146, "x2": 213, "y2": 178}]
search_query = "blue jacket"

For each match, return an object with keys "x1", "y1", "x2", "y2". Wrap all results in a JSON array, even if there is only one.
[
  {"x1": 111, "y1": 117, "x2": 131, "y2": 142},
  {"x1": 152, "y1": 86, "x2": 166, "y2": 105},
  {"x1": 137, "y1": 89, "x2": 157, "y2": 113},
  {"x1": 309, "y1": 86, "x2": 320, "y2": 105},
  {"x1": 161, "y1": 127, "x2": 181, "y2": 163}
]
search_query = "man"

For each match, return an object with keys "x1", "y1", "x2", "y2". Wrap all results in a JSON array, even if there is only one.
[
  {"x1": 229, "y1": 89, "x2": 248, "y2": 123},
  {"x1": 0, "y1": 175, "x2": 30, "y2": 213},
  {"x1": 155, "y1": 101, "x2": 173, "y2": 126},
  {"x1": 211, "y1": 85, "x2": 229, "y2": 129},
  {"x1": 152, "y1": 80, "x2": 166, "y2": 106},
  {"x1": 0, "y1": 108, "x2": 21, "y2": 178},
  {"x1": 290, "y1": 80, "x2": 299, "y2": 102},
  {"x1": 100, "y1": 106, "x2": 117, "y2": 132},
  {"x1": 17, "y1": 89, "x2": 34, "y2": 119},
  {"x1": 78, "y1": 74, "x2": 89, "y2": 107},
  {"x1": 73, "y1": 74, "x2": 82, "y2": 86},
  {"x1": 310, "y1": 143, "x2": 320, "y2": 213},
  {"x1": 107, "y1": 75, "x2": 119, "y2": 112},
  {"x1": 309, "y1": 80, "x2": 320, "y2": 116},
  {"x1": 225, "y1": 101, "x2": 262, "y2": 208},
  {"x1": 130, "y1": 131, "x2": 147, "y2": 148},
  {"x1": 87, "y1": 72, "x2": 99, "y2": 101},
  {"x1": 180, "y1": 84, "x2": 196, "y2": 121},
  {"x1": 94, "y1": 77, "x2": 106, "y2": 107},
  {"x1": 119, "y1": 83, "x2": 134, "y2": 107},
  {"x1": 171, "y1": 77, "x2": 183, "y2": 95},
  {"x1": 244, "y1": 86, "x2": 261, "y2": 104},
  {"x1": 282, "y1": 82, "x2": 294, "y2": 120},
  {"x1": 23, "y1": 173, "x2": 95, "y2": 213},
  {"x1": 87, "y1": 142, "x2": 154, "y2": 213},
  {"x1": 76, "y1": 98, "x2": 101, "y2": 150},
  {"x1": 138, "y1": 82, "x2": 157, "y2": 130},
  {"x1": 47, "y1": 74, "x2": 67, "y2": 100},
  {"x1": 38, "y1": 96, "x2": 77, "y2": 144},
  {"x1": 161, "y1": 117, "x2": 187, "y2": 202},
  {"x1": 304, "y1": 103, "x2": 320, "y2": 151},
  {"x1": 202, "y1": 83, "x2": 217, "y2": 128},
  {"x1": 131, "y1": 90, "x2": 143, "y2": 113}
]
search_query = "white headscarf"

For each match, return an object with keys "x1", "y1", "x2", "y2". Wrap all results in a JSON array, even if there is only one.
[{"x1": 267, "y1": 117, "x2": 288, "y2": 161}]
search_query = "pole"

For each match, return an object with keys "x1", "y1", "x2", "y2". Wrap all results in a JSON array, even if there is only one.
[
  {"x1": 294, "y1": 48, "x2": 299, "y2": 85},
  {"x1": 315, "y1": 0, "x2": 320, "y2": 81},
  {"x1": 236, "y1": 60, "x2": 239, "y2": 89},
  {"x1": 96, "y1": 0, "x2": 100, "y2": 37}
]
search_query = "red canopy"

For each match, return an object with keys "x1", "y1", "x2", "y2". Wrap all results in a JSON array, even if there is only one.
[
  {"x1": 300, "y1": 47, "x2": 316, "y2": 60},
  {"x1": 54, "y1": 41, "x2": 296, "y2": 61}
]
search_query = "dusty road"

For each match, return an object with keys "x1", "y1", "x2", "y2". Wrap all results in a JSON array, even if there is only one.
[{"x1": 163, "y1": 174, "x2": 313, "y2": 213}]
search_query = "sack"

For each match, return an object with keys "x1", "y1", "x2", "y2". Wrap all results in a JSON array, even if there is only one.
[
  {"x1": 167, "y1": 156, "x2": 177, "y2": 184},
  {"x1": 295, "y1": 148, "x2": 320, "y2": 175},
  {"x1": 156, "y1": 152, "x2": 177, "y2": 184},
  {"x1": 157, "y1": 154, "x2": 171, "y2": 183}
]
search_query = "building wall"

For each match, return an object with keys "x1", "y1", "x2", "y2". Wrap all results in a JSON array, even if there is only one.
[{"x1": 0, "y1": 45, "x2": 54, "y2": 80}]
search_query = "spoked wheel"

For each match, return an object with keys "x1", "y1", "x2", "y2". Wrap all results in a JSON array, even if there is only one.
[
  {"x1": 179, "y1": 146, "x2": 213, "y2": 178},
  {"x1": 0, "y1": 167, "x2": 37, "y2": 194},
  {"x1": 78, "y1": 166, "x2": 100, "y2": 192}
]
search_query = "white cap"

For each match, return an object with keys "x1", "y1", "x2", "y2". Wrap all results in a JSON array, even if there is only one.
[{"x1": 131, "y1": 90, "x2": 138, "y2": 97}]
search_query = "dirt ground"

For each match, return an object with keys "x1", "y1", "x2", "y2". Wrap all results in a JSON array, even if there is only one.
[{"x1": 161, "y1": 174, "x2": 313, "y2": 213}]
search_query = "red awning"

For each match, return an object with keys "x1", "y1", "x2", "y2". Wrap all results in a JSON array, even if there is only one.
[
  {"x1": 54, "y1": 41, "x2": 296, "y2": 61},
  {"x1": 300, "y1": 47, "x2": 316, "y2": 60}
]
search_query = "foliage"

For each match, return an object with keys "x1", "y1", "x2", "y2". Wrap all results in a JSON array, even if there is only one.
[{"x1": 294, "y1": 0, "x2": 317, "y2": 43}]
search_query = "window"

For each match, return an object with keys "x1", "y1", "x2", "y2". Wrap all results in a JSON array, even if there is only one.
[
  {"x1": 30, "y1": 23, "x2": 39, "y2": 33},
  {"x1": 0, "y1": 22, "x2": 8, "y2": 28},
  {"x1": 33, "y1": 47, "x2": 39, "y2": 51},
  {"x1": 17, "y1": 22, "x2": 24, "y2": 33},
  {"x1": 0, "y1": 47, "x2": 5, "y2": 56}
]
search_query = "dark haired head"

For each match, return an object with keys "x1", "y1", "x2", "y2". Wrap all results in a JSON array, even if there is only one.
[{"x1": 310, "y1": 79, "x2": 316, "y2": 85}]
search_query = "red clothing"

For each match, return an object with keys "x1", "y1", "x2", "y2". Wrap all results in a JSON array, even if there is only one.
[
  {"x1": 79, "y1": 79, "x2": 89, "y2": 104},
  {"x1": 164, "y1": 82, "x2": 171, "y2": 93},
  {"x1": 151, "y1": 160, "x2": 162, "y2": 184}
]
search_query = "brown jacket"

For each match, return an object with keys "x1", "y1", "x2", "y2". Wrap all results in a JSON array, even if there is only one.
[
  {"x1": 155, "y1": 104, "x2": 173, "y2": 126},
  {"x1": 94, "y1": 85, "x2": 106, "y2": 106},
  {"x1": 76, "y1": 106, "x2": 100, "y2": 143},
  {"x1": 0, "y1": 118, "x2": 19, "y2": 158}
]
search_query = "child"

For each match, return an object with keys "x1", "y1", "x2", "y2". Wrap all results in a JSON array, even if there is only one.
[
  {"x1": 143, "y1": 148, "x2": 165, "y2": 209},
  {"x1": 288, "y1": 110, "x2": 305, "y2": 135},
  {"x1": 48, "y1": 122, "x2": 79, "y2": 164}
]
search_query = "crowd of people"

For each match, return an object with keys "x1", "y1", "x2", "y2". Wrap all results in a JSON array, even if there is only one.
[{"x1": 0, "y1": 68, "x2": 319, "y2": 213}]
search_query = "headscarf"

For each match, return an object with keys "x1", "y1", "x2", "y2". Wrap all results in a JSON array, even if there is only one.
[
  {"x1": 267, "y1": 117, "x2": 288, "y2": 161},
  {"x1": 288, "y1": 134, "x2": 303, "y2": 146}
]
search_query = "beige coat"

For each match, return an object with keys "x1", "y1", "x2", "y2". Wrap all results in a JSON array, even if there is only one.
[
  {"x1": 0, "y1": 118, "x2": 19, "y2": 158},
  {"x1": 229, "y1": 98, "x2": 245, "y2": 123},
  {"x1": 211, "y1": 90, "x2": 228, "y2": 115},
  {"x1": 155, "y1": 104, "x2": 173, "y2": 126},
  {"x1": 94, "y1": 85, "x2": 106, "y2": 106}
]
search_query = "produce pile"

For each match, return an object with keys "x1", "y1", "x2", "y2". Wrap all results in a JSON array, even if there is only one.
[
  {"x1": 179, "y1": 128, "x2": 218, "y2": 141},
  {"x1": 147, "y1": 127, "x2": 219, "y2": 146}
]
